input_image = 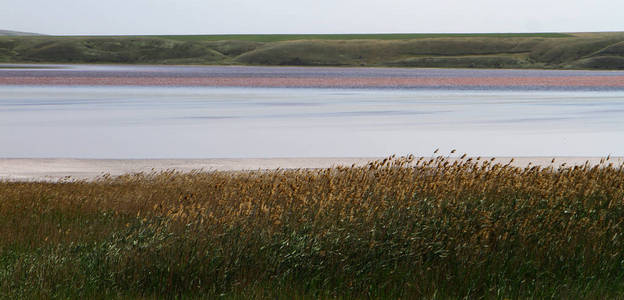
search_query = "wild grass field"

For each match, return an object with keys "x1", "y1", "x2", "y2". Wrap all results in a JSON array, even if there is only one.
[
  {"x1": 2, "y1": 154, "x2": 624, "y2": 298},
  {"x1": 154, "y1": 33, "x2": 573, "y2": 42},
  {"x1": 1, "y1": 32, "x2": 624, "y2": 69}
]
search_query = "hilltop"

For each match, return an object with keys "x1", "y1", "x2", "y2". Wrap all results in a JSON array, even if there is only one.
[
  {"x1": 0, "y1": 29, "x2": 40, "y2": 36},
  {"x1": 1, "y1": 32, "x2": 624, "y2": 69}
]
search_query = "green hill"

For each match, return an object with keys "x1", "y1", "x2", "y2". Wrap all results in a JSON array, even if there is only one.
[
  {"x1": 2, "y1": 32, "x2": 624, "y2": 69},
  {"x1": 0, "y1": 29, "x2": 41, "y2": 36}
]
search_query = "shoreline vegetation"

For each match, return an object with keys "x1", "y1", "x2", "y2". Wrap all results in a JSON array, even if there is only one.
[
  {"x1": 2, "y1": 157, "x2": 624, "y2": 182},
  {"x1": 3, "y1": 154, "x2": 624, "y2": 298},
  {"x1": 1, "y1": 32, "x2": 624, "y2": 69}
]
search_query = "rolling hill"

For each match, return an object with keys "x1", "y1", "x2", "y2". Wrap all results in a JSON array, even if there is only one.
[
  {"x1": 0, "y1": 29, "x2": 41, "y2": 36},
  {"x1": 1, "y1": 32, "x2": 624, "y2": 69}
]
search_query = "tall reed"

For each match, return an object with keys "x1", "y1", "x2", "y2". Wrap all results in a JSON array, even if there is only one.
[{"x1": 2, "y1": 155, "x2": 624, "y2": 298}]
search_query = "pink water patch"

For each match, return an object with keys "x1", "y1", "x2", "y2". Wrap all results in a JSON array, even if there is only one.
[{"x1": 2, "y1": 76, "x2": 624, "y2": 87}]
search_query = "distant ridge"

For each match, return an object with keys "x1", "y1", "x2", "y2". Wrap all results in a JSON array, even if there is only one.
[
  {"x1": 0, "y1": 29, "x2": 41, "y2": 36},
  {"x1": 2, "y1": 32, "x2": 624, "y2": 69}
]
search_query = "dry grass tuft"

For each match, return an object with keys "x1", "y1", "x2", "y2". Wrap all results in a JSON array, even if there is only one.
[{"x1": 2, "y1": 154, "x2": 624, "y2": 298}]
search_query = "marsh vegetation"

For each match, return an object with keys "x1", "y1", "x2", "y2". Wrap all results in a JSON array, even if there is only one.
[{"x1": 2, "y1": 155, "x2": 624, "y2": 298}]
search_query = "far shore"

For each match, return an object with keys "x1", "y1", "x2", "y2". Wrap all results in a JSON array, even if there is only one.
[
  {"x1": 1, "y1": 32, "x2": 624, "y2": 69},
  {"x1": 1, "y1": 157, "x2": 623, "y2": 182}
]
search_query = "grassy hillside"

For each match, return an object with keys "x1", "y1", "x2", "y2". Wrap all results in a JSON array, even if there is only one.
[
  {"x1": 1, "y1": 32, "x2": 624, "y2": 69},
  {"x1": 154, "y1": 32, "x2": 572, "y2": 42},
  {"x1": 0, "y1": 29, "x2": 41, "y2": 36}
]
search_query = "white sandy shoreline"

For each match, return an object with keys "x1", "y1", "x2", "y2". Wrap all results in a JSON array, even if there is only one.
[{"x1": 1, "y1": 157, "x2": 623, "y2": 182}]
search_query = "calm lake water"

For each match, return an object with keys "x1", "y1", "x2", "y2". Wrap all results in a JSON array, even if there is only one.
[{"x1": 2, "y1": 65, "x2": 624, "y2": 158}]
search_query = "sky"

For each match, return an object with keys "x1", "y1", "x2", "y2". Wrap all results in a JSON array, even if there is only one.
[{"x1": 1, "y1": 0, "x2": 623, "y2": 35}]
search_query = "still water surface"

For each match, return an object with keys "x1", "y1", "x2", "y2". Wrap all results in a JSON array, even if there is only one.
[{"x1": 2, "y1": 85, "x2": 624, "y2": 158}]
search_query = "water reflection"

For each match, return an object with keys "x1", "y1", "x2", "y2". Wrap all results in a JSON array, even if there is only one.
[{"x1": 1, "y1": 86, "x2": 624, "y2": 158}]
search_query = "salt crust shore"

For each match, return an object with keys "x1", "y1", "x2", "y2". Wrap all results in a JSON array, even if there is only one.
[{"x1": 1, "y1": 157, "x2": 623, "y2": 182}]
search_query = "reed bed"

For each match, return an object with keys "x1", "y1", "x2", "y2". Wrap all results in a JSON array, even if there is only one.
[{"x1": 2, "y1": 154, "x2": 624, "y2": 298}]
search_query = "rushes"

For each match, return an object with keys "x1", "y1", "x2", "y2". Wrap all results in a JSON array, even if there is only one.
[{"x1": 2, "y1": 155, "x2": 624, "y2": 298}]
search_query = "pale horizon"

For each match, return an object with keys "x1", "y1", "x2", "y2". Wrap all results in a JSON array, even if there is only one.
[
  {"x1": 4, "y1": 29, "x2": 624, "y2": 37},
  {"x1": 2, "y1": 0, "x2": 623, "y2": 36}
]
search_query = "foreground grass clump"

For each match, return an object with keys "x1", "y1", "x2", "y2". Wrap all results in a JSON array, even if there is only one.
[{"x1": 2, "y1": 155, "x2": 624, "y2": 298}]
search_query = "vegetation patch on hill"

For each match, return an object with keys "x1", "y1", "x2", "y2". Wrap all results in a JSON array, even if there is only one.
[{"x1": 1, "y1": 32, "x2": 624, "y2": 69}]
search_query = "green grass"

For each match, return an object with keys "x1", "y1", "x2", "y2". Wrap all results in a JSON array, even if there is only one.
[
  {"x1": 3, "y1": 155, "x2": 624, "y2": 298},
  {"x1": 152, "y1": 32, "x2": 573, "y2": 42},
  {"x1": 1, "y1": 32, "x2": 624, "y2": 69}
]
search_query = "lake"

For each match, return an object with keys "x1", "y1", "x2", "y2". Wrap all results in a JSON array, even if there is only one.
[{"x1": 2, "y1": 65, "x2": 624, "y2": 158}]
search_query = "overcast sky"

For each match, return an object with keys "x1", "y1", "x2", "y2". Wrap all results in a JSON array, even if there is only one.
[{"x1": 2, "y1": 0, "x2": 623, "y2": 35}]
